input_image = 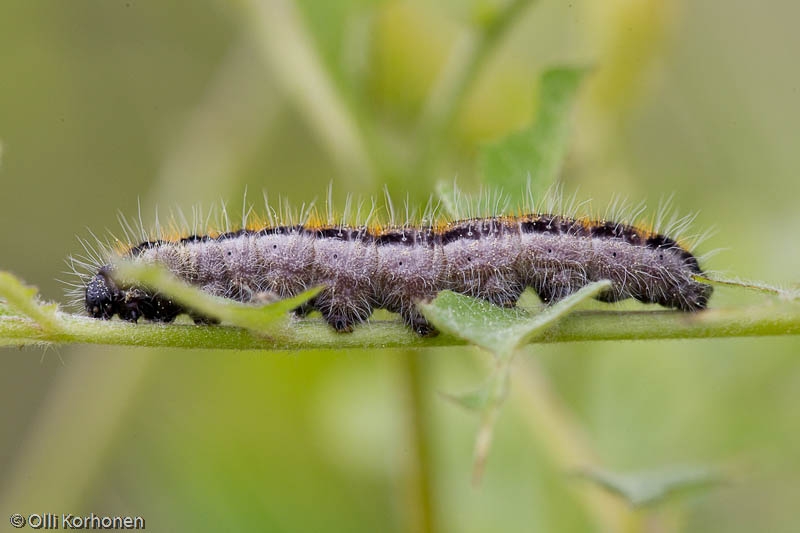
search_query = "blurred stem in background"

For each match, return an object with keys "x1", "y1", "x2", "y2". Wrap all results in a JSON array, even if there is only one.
[
  {"x1": 513, "y1": 357, "x2": 635, "y2": 532},
  {"x1": 401, "y1": 351, "x2": 437, "y2": 533},
  {"x1": 150, "y1": 36, "x2": 282, "y2": 206},
  {"x1": 0, "y1": 25, "x2": 285, "y2": 517},
  {"x1": 413, "y1": 0, "x2": 536, "y2": 184},
  {"x1": 244, "y1": 0, "x2": 378, "y2": 187},
  {"x1": 397, "y1": 2, "x2": 537, "y2": 532}
]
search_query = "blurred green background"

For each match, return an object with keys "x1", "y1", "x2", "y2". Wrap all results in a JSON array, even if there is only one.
[{"x1": 1, "y1": 1, "x2": 799, "y2": 531}]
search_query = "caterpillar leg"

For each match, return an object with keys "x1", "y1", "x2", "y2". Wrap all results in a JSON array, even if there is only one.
[
  {"x1": 592, "y1": 285, "x2": 628, "y2": 303},
  {"x1": 401, "y1": 307, "x2": 437, "y2": 337},
  {"x1": 321, "y1": 309, "x2": 363, "y2": 333},
  {"x1": 148, "y1": 296, "x2": 182, "y2": 323},
  {"x1": 315, "y1": 289, "x2": 373, "y2": 333},
  {"x1": 530, "y1": 267, "x2": 592, "y2": 305},
  {"x1": 190, "y1": 312, "x2": 220, "y2": 325},
  {"x1": 533, "y1": 283, "x2": 573, "y2": 305},
  {"x1": 652, "y1": 279, "x2": 713, "y2": 311},
  {"x1": 532, "y1": 275, "x2": 580, "y2": 305},
  {"x1": 480, "y1": 274, "x2": 525, "y2": 308},
  {"x1": 378, "y1": 293, "x2": 438, "y2": 337},
  {"x1": 292, "y1": 299, "x2": 317, "y2": 318}
]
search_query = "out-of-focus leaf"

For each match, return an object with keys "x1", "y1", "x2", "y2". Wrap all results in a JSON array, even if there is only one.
[
  {"x1": 440, "y1": 386, "x2": 493, "y2": 412},
  {"x1": 575, "y1": 465, "x2": 726, "y2": 507},
  {"x1": 479, "y1": 66, "x2": 589, "y2": 193},
  {"x1": 440, "y1": 366, "x2": 511, "y2": 412}
]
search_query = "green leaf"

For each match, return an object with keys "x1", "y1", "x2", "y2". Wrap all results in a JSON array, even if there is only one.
[
  {"x1": 440, "y1": 366, "x2": 511, "y2": 412},
  {"x1": 0, "y1": 271, "x2": 63, "y2": 333},
  {"x1": 424, "y1": 283, "x2": 615, "y2": 486},
  {"x1": 479, "y1": 66, "x2": 589, "y2": 192},
  {"x1": 575, "y1": 466, "x2": 725, "y2": 507},
  {"x1": 440, "y1": 386, "x2": 493, "y2": 412},
  {"x1": 114, "y1": 262, "x2": 322, "y2": 335},
  {"x1": 418, "y1": 281, "x2": 611, "y2": 358}
]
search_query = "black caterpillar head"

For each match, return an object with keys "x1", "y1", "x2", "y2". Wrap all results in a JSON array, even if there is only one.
[
  {"x1": 85, "y1": 266, "x2": 120, "y2": 319},
  {"x1": 85, "y1": 264, "x2": 183, "y2": 322}
]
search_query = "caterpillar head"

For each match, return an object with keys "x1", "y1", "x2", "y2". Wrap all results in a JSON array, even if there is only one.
[
  {"x1": 84, "y1": 265, "x2": 183, "y2": 322},
  {"x1": 85, "y1": 266, "x2": 120, "y2": 319}
]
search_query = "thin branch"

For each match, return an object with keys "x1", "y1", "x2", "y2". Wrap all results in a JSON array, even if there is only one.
[
  {"x1": 401, "y1": 351, "x2": 437, "y2": 533},
  {"x1": 2, "y1": 304, "x2": 800, "y2": 351}
]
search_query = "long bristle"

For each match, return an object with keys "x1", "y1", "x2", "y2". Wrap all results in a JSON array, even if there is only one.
[{"x1": 62, "y1": 184, "x2": 711, "y2": 309}]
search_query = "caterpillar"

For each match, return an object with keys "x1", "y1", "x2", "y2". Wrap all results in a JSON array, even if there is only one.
[{"x1": 69, "y1": 190, "x2": 713, "y2": 336}]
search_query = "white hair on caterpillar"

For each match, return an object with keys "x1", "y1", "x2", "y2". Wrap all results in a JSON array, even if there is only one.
[{"x1": 65, "y1": 185, "x2": 714, "y2": 335}]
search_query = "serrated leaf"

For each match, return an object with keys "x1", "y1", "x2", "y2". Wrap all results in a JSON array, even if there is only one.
[
  {"x1": 115, "y1": 262, "x2": 322, "y2": 334},
  {"x1": 422, "y1": 279, "x2": 531, "y2": 483},
  {"x1": 575, "y1": 466, "x2": 725, "y2": 507},
  {"x1": 479, "y1": 66, "x2": 589, "y2": 192},
  {"x1": 419, "y1": 281, "x2": 611, "y2": 358}
]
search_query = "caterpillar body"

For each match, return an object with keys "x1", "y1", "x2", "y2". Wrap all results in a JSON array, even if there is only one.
[{"x1": 73, "y1": 193, "x2": 713, "y2": 336}]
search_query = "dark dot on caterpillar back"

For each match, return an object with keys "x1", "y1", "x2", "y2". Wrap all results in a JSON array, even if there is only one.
[
  {"x1": 659, "y1": 253, "x2": 664, "y2": 260},
  {"x1": 398, "y1": 261, "x2": 403, "y2": 266},
  {"x1": 273, "y1": 244, "x2": 277, "y2": 249},
  {"x1": 612, "y1": 252, "x2": 617, "y2": 257},
  {"x1": 548, "y1": 248, "x2": 552, "y2": 254},
  {"x1": 467, "y1": 256, "x2": 471, "y2": 262},
  {"x1": 333, "y1": 253, "x2": 338, "y2": 259},
  {"x1": 227, "y1": 251, "x2": 232, "y2": 256}
]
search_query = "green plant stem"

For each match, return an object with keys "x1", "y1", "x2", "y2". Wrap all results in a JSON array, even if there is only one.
[
  {"x1": 513, "y1": 358, "x2": 635, "y2": 532},
  {"x1": 2, "y1": 304, "x2": 800, "y2": 351},
  {"x1": 402, "y1": 350, "x2": 437, "y2": 533},
  {"x1": 470, "y1": 360, "x2": 510, "y2": 485},
  {"x1": 414, "y1": 0, "x2": 536, "y2": 178}
]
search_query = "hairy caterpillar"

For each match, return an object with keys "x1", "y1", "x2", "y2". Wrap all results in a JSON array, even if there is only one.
[{"x1": 68, "y1": 190, "x2": 713, "y2": 336}]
